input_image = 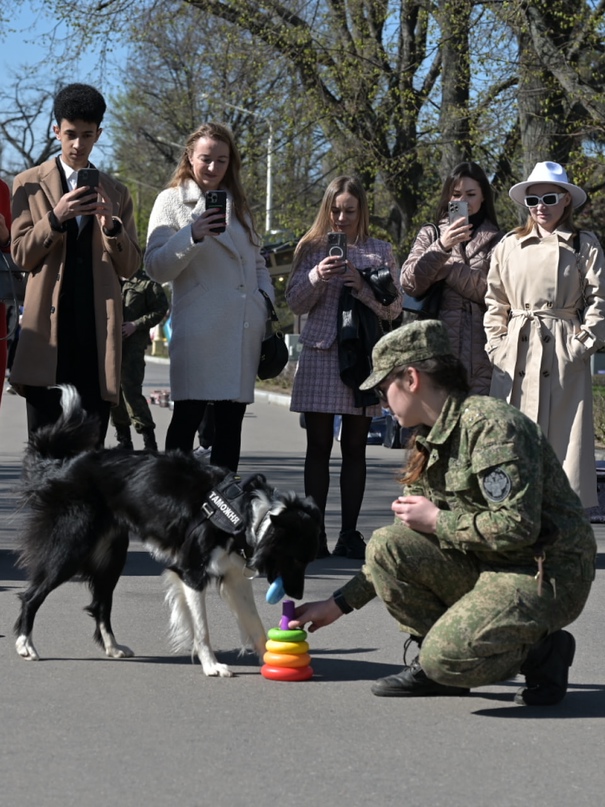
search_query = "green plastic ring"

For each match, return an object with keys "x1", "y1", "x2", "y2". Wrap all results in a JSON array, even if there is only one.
[{"x1": 267, "y1": 627, "x2": 308, "y2": 642}]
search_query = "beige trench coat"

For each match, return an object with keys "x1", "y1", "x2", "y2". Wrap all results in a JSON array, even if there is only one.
[
  {"x1": 10, "y1": 160, "x2": 141, "y2": 403},
  {"x1": 484, "y1": 225, "x2": 605, "y2": 507}
]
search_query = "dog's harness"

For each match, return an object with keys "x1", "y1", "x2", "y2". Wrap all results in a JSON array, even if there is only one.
[
  {"x1": 196, "y1": 473, "x2": 253, "y2": 557},
  {"x1": 177, "y1": 473, "x2": 279, "y2": 585}
]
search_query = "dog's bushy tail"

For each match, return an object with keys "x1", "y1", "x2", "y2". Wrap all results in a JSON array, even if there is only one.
[{"x1": 26, "y1": 385, "x2": 100, "y2": 462}]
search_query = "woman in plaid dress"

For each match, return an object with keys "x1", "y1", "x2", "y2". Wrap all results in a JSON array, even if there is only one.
[{"x1": 286, "y1": 176, "x2": 401, "y2": 559}]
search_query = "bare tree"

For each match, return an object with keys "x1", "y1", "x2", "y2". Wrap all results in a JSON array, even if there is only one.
[{"x1": 0, "y1": 78, "x2": 62, "y2": 174}]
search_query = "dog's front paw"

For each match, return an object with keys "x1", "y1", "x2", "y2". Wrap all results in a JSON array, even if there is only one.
[
  {"x1": 203, "y1": 661, "x2": 234, "y2": 677},
  {"x1": 106, "y1": 643, "x2": 135, "y2": 659},
  {"x1": 16, "y1": 635, "x2": 40, "y2": 660}
]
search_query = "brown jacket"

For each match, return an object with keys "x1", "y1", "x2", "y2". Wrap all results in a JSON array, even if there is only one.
[
  {"x1": 10, "y1": 160, "x2": 141, "y2": 403},
  {"x1": 401, "y1": 219, "x2": 502, "y2": 394}
]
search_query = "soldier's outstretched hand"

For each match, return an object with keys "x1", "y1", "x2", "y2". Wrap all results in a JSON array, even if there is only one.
[{"x1": 289, "y1": 598, "x2": 343, "y2": 633}]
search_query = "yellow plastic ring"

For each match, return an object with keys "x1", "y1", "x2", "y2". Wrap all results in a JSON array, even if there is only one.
[{"x1": 265, "y1": 639, "x2": 309, "y2": 654}]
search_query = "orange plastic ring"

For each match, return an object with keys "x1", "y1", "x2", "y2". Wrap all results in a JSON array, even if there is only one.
[
  {"x1": 263, "y1": 652, "x2": 312, "y2": 668},
  {"x1": 261, "y1": 664, "x2": 314, "y2": 681}
]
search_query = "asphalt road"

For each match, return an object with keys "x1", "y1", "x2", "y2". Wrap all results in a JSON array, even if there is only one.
[{"x1": 0, "y1": 360, "x2": 604, "y2": 807}]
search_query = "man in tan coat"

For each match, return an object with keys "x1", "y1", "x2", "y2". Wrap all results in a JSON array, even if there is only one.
[{"x1": 10, "y1": 83, "x2": 140, "y2": 444}]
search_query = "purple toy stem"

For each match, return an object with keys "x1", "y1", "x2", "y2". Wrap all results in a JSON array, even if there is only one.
[{"x1": 280, "y1": 599, "x2": 296, "y2": 630}]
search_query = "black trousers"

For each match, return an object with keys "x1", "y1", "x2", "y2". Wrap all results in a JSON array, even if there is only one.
[{"x1": 166, "y1": 399, "x2": 247, "y2": 472}]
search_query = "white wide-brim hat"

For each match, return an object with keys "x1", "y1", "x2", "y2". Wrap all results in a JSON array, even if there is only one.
[{"x1": 509, "y1": 161, "x2": 586, "y2": 208}]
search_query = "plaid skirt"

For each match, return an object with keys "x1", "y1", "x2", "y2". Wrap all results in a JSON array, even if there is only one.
[{"x1": 290, "y1": 341, "x2": 382, "y2": 417}]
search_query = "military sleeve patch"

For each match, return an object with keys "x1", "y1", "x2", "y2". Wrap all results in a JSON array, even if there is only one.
[{"x1": 481, "y1": 467, "x2": 512, "y2": 502}]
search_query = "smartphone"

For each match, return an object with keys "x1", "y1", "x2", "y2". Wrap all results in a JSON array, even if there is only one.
[
  {"x1": 327, "y1": 232, "x2": 347, "y2": 270},
  {"x1": 76, "y1": 168, "x2": 100, "y2": 191},
  {"x1": 448, "y1": 200, "x2": 469, "y2": 225},
  {"x1": 205, "y1": 190, "x2": 227, "y2": 234}
]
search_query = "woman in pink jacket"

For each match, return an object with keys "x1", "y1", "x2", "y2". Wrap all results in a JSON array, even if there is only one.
[
  {"x1": 401, "y1": 162, "x2": 502, "y2": 394},
  {"x1": 286, "y1": 176, "x2": 402, "y2": 559}
]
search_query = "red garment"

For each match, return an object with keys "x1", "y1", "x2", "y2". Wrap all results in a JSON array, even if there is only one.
[{"x1": 0, "y1": 177, "x2": 12, "y2": 405}]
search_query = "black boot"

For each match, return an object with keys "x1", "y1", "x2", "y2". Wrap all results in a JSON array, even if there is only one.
[
  {"x1": 371, "y1": 656, "x2": 470, "y2": 698},
  {"x1": 315, "y1": 531, "x2": 331, "y2": 559},
  {"x1": 142, "y1": 429, "x2": 158, "y2": 451},
  {"x1": 332, "y1": 530, "x2": 366, "y2": 560},
  {"x1": 115, "y1": 427, "x2": 133, "y2": 450},
  {"x1": 515, "y1": 630, "x2": 576, "y2": 706}
]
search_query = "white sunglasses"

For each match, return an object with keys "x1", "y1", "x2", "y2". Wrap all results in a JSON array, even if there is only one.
[{"x1": 524, "y1": 192, "x2": 567, "y2": 208}]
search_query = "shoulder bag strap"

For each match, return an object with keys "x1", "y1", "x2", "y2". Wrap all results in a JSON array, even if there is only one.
[{"x1": 259, "y1": 288, "x2": 280, "y2": 325}]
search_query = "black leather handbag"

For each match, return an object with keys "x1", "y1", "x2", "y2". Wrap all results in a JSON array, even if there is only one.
[{"x1": 257, "y1": 290, "x2": 289, "y2": 380}]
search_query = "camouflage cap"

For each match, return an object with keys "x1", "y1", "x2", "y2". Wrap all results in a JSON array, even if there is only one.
[{"x1": 359, "y1": 319, "x2": 453, "y2": 390}]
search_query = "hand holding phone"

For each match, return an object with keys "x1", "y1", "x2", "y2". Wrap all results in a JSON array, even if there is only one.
[
  {"x1": 448, "y1": 200, "x2": 469, "y2": 225},
  {"x1": 205, "y1": 190, "x2": 227, "y2": 234},
  {"x1": 441, "y1": 200, "x2": 472, "y2": 249},
  {"x1": 327, "y1": 232, "x2": 347, "y2": 273},
  {"x1": 77, "y1": 168, "x2": 100, "y2": 195}
]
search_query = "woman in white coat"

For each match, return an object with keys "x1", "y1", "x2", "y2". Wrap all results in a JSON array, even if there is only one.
[
  {"x1": 146, "y1": 122, "x2": 274, "y2": 471},
  {"x1": 485, "y1": 161, "x2": 605, "y2": 507}
]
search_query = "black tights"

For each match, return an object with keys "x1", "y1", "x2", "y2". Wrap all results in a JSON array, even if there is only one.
[
  {"x1": 166, "y1": 399, "x2": 247, "y2": 472},
  {"x1": 303, "y1": 412, "x2": 372, "y2": 535}
]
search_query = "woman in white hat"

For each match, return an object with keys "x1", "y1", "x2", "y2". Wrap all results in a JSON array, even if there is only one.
[{"x1": 484, "y1": 161, "x2": 605, "y2": 507}]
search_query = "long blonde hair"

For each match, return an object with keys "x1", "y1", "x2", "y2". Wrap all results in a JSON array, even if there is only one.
[
  {"x1": 288, "y1": 176, "x2": 370, "y2": 283},
  {"x1": 168, "y1": 122, "x2": 259, "y2": 244}
]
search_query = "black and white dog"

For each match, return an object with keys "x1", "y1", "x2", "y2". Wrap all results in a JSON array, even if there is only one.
[{"x1": 14, "y1": 386, "x2": 320, "y2": 676}]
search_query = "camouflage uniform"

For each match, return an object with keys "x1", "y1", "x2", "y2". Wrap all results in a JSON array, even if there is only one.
[
  {"x1": 338, "y1": 393, "x2": 596, "y2": 689},
  {"x1": 111, "y1": 271, "x2": 168, "y2": 437}
]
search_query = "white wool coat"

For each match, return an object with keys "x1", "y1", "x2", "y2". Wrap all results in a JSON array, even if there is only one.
[{"x1": 145, "y1": 181, "x2": 274, "y2": 402}]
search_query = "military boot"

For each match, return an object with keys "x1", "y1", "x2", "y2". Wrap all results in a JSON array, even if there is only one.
[
  {"x1": 371, "y1": 658, "x2": 471, "y2": 697},
  {"x1": 515, "y1": 630, "x2": 576, "y2": 706},
  {"x1": 141, "y1": 429, "x2": 158, "y2": 451},
  {"x1": 371, "y1": 635, "x2": 470, "y2": 697},
  {"x1": 115, "y1": 427, "x2": 133, "y2": 450}
]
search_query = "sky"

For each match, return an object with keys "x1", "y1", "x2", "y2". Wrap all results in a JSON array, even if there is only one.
[{"x1": 0, "y1": 2, "x2": 128, "y2": 175}]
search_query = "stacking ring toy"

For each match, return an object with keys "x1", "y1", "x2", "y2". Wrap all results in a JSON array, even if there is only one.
[
  {"x1": 261, "y1": 664, "x2": 314, "y2": 682},
  {"x1": 265, "y1": 639, "x2": 309, "y2": 655},
  {"x1": 263, "y1": 652, "x2": 312, "y2": 668},
  {"x1": 267, "y1": 627, "x2": 307, "y2": 643}
]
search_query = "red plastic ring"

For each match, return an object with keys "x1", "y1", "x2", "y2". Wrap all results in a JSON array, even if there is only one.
[{"x1": 261, "y1": 664, "x2": 314, "y2": 681}]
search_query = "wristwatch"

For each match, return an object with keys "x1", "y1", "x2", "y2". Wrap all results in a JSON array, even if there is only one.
[{"x1": 332, "y1": 588, "x2": 353, "y2": 615}]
